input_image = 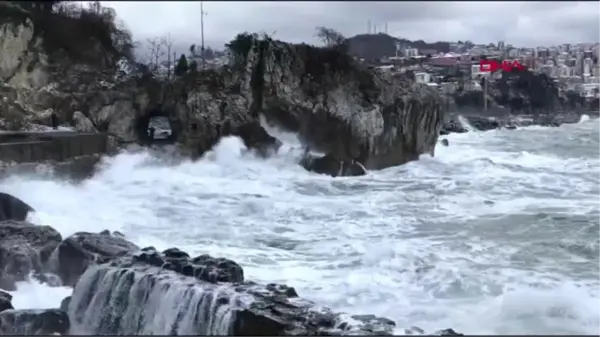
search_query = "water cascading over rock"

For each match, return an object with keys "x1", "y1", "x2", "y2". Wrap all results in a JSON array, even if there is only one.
[{"x1": 66, "y1": 247, "x2": 398, "y2": 335}]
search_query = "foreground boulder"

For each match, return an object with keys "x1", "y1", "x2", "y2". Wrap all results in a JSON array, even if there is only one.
[
  {"x1": 0, "y1": 193, "x2": 34, "y2": 222},
  {"x1": 48, "y1": 230, "x2": 139, "y2": 286},
  {"x1": 67, "y1": 247, "x2": 396, "y2": 335},
  {"x1": 0, "y1": 309, "x2": 69, "y2": 335},
  {"x1": 0, "y1": 221, "x2": 62, "y2": 290}
]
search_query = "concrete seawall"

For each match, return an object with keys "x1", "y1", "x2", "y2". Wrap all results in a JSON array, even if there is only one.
[{"x1": 0, "y1": 132, "x2": 108, "y2": 163}]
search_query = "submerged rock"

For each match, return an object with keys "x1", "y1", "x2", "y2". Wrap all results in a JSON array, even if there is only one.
[
  {"x1": 67, "y1": 248, "x2": 396, "y2": 335},
  {"x1": 48, "y1": 230, "x2": 139, "y2": 286},
  {"x1": 0, "y1": 220, "x2": 62, "y2": 290},
  {"x1": 0, "y1": 309, "x2": 70, "y2": 335},
  {"x1": 300, "y1": 153, "x2": 366, "y2": 177},
  {"x1": 0, "y1": 193, "x2": 34, "y2": 222},
  {"x1": 0, "y1": 290, "x2": 13, "y2": 313}
]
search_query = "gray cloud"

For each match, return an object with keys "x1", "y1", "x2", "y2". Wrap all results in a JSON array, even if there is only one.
[{"x1": 103, "y1": 1, "x2": 599, "y2": 52}]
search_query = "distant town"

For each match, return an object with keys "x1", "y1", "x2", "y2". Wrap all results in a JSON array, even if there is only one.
[
  {"x1": 376, "y1": 40, "x2": 600, "y2": 99},
  {"x1": 164, "y1": 35, "x2": 599, "y2": 100}
]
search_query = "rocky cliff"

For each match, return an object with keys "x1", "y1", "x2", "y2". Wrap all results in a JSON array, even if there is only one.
[
  {"x1": 171, "y1": 33, "x2": 445, "y2": 170},
  {"x1": 453, "y1": 69, "x2": 598, "y2": 114},
  {"x1": 0, "y1": 5, "x2": 445, "y2": 173}
]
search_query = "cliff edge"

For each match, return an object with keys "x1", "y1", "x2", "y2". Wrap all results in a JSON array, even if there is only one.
[{"x1": 172, "y1": 33, "x2": 445, "y2": 171}]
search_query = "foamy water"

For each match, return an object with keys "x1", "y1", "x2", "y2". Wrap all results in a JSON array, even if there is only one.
[{"x1": 1, "y1": 118, "x2": 598, "y2": 335}]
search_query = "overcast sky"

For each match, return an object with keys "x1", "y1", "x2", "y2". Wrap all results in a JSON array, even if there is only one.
[{"x1": 103, "y1": 1, "x2": 600, "y2": 51}]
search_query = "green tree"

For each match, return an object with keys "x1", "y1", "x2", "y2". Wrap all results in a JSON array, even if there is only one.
[{"x1": 174, "y1": 54, "x2": 188, "y2": 76}]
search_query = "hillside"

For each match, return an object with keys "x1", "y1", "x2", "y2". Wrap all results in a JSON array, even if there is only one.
[{"x1": 345, "y1": 33, "x2": 451, "y2": 61}]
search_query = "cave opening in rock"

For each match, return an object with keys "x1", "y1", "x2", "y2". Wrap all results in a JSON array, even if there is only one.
[{"x1": 135, "y1": 108, "x2": 179, "y2": 145}]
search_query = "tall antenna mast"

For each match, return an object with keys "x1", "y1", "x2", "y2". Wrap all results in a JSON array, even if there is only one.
[
  {"x1": 200, "y1": 1, "x2": 206, "y2": 69},
  {"x1": 385, "y1": 22, "x2": 388, "y2": 34},
  {"x1": 367, "y1": 20, "x2": 371, "y2": 34}
]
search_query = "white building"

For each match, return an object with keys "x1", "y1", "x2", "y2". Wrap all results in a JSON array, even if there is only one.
[
  {"x1": 404, "y1": 48, "x2": 419, "y2": 58},
  {"x1": 414, "y1": 72, "x2": 432, "y2": 84}
]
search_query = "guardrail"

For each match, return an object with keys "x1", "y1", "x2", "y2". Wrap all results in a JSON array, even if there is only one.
[{"x1": 0, "y1": 132, "x2": 108, "y2": 163}]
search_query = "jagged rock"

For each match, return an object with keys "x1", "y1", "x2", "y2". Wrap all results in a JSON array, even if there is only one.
[
  {"x1": 48, "y1": 230, "x2": 139, "y2": 287},
  {"x1": 0, "y1": 220, "x2": 62, "y2": 290},
  {"x1": 439, "y1": 139, "x2": 449, "y2": 147},
  {"x1": 0, "y1": 309, "x2": 70, "y2": 335},
  {"x1": 231, "y1": 120, "x2": 282, "y2": 158},
  {"x1": 71, "y1": 111, "x2": 96, "y2": 132},
  {"x1": 59, "y1": 296, "x2": 70, "y2": 313},
  {"x1": 0, "y1": 290, "x2": 13, "y2": 313},
  {"x1": 440, "y1": 119, "x2": 467, "y2": 135},
  {"x1": 434, "y1": 328, "x2": 464, "y2": 336},
  {"x1": 124, "y1": 246, "x2": 244, "y2": 283},
  {"x1": 0, "y1": 192, "x2": 34, "y2": 221},
  {"x1": 67, "y1": 248, "x2": 396, "y2": 335},
  {"x1": 299, "y1": 153, "x2": 366, "y2": 177},
  {"x1": 453, "y1": 70, "x2": 566, "y2": 114}
]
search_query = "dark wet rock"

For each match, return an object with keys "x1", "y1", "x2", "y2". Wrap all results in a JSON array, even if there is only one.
[
  {"x1": 0, "y1": 193, "x2": 34, "y2": 222},
  {"x1": 0, "y1": 309, "x2": 69, "y2": 335},
  {"x1": 0, "y1": 290, "x2": 13, "y2": 313},
  {"x1": 59, "y1": 296, "x2": 71, "y2": 313},
  {"x1": 67, "y1": 248, "x2": 397, "y2": 335},
  {"x1": 439, "y1": 139, "x2": 449, "y2": 147},
  {"x1": 440, "y1": 120, "x2": 467, "y2": 135},
  {"x1": 48, "y1": 230, "x2": 139, "y2": 287},
  {"x1": 434, "y1": 328, "x2": 464, "y2": 336},
  {"x1": 0, "y1": 221, "x2": 62, "y2": 290},
  {"x1": 232, "y1": 121, "x2": 282, "y2": 158},
  {"x1": 299, "y1": 153, "x2": 366, "y2": 177},
  {"x1": 123, "y1": 247, "x2": 244, "y2": 283}
]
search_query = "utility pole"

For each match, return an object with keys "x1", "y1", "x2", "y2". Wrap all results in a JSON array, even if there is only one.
[
  {"x1": 483, "y1": 75, "x2": 488, "y2": 111},
  {"x1": 200, "y1": 1, "x2": 206, "y2": 70}
]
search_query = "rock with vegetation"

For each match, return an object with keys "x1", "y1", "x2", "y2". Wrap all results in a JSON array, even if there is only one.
[
  {"x1": 0, "y1": 1, "x2": 152, "y2": 140},
  {"x1": 171, "y1": 29, "x2": 445, "y2": 171}
]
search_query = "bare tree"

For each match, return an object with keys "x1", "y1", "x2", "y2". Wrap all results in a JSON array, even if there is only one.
[
  {"x1": 315, "y1": 26, "x2": 346, "y2": 48},
  {"x1": 146, "y1": 37, "x2": 166, "y2": 74}
]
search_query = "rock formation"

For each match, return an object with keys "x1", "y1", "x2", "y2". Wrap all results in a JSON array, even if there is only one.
[
  {"x1": 0, "y1": 5, "x2": 445, "y2": 175},
  {"x1": 171, "y1": 33, "x2": 445, "y2": 172},
  {"x1": 454, "y1": 70, "x2": 568, "y2": 115},
  {"x1": 0, "y1": 192, "x2": 34, "y2": 221}
]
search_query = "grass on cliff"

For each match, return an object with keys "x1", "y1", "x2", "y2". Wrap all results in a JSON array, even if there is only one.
[
  {"x1": 225, "y1": 31, "x2": 378, "y2": 97},
  {"x1": 0, "y1": 1, "x2": 135, "y2": 67}
]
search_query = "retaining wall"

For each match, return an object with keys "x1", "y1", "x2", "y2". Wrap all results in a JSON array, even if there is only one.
[{"x1": 0, "y1": 132, "x2": 108, "y2": 163}]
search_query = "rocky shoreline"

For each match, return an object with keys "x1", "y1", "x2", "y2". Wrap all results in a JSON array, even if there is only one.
[
  {"x1": 0, "y1": 193, "x2": 463, "y2": 335},
  {"x1": 439, "y1": 110, "x2": 596, "y2": 136}
]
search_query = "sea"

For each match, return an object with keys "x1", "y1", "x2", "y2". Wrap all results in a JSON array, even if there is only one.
[{"x1": 0, "y1": 116, "x2": 598, "y2": 335}]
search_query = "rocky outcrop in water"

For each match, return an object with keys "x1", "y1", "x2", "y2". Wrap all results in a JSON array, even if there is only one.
[
  {"x1": 67, "y1": 247, "x2": 397, "y2": 335},
  {"x1": 0, "y1": 220, "x2": 62, "y2": 289},
  {"x1": 0, "y1": 309, "x2": 70, "y2": 335},
  {"x1": 452, "y1": 70, "x2": 567, "y2": 114},
  {"x1": 0, "y1": 192, "x2": 34, "y2": 221},
  {"x1": 48, "y1": 230, "x2": 139, "y2": 286},
  {"x1": 176, "y1": 33, "x2": 444, "y2": 171}
]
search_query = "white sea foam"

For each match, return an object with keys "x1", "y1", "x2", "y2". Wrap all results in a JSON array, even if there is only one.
[{"x1": 0, "y1": 119, "x2": 598, "y2": 334}]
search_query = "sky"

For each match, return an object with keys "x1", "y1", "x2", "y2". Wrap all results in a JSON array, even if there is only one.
[{"x1": 102, "y1": 1, "x2": 600, "y2": 52}]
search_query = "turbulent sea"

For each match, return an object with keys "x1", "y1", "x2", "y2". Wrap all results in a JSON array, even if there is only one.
[{"x1": 1, "y1": 117, "x2": 598, "y2": 335}]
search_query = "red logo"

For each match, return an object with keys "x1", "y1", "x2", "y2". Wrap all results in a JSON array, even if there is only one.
[{"x1": 479, "y1": 59, "x2": 526, "y2": 72}]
